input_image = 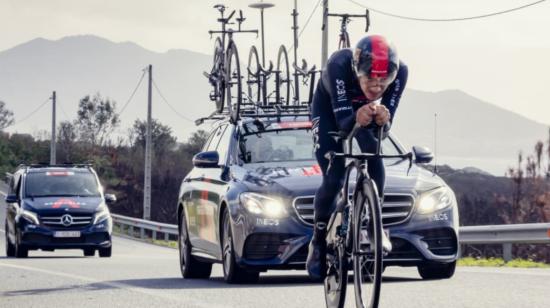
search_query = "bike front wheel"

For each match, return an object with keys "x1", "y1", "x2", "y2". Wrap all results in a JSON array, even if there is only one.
[{"x1": 353, "y1": 178, "x2": 383, "y2": 308}]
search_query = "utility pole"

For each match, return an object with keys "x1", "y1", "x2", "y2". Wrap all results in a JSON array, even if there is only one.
[
  {"x1": 434, "y1": 113, "x2": 438, "y2": 174},
  {"x1": 292, "y1": 0, "x2": 300, "y2": 104},
  {"x1": 50, "y1": 91, "x2": 56, "y2": 165},
  {"x1": 249, "y1": 1, "x2": 275, "y2": 67},
  {"x1": 321, "y1": 0, "x2": 329, "y2": 68},
  {"x1": 143, "y1": 65, "x2": 152, "y2": 220}
]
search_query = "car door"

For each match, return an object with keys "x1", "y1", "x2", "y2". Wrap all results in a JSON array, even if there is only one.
[
  {"x1": 196, "y1": 124, "x2": 234, "y2": 257},
  {"x1": 185, "y1": 125, "x2": 224, "y2": 253}
]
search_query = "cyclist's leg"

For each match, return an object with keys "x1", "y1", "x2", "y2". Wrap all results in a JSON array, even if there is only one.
[{"x1": 307, "y1": 97, "x2": 345, "y2": 280}]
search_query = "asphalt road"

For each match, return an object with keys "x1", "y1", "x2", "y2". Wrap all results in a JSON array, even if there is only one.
[{"x1": 1, "y1": 186, "x2": 550, "y2": 308}]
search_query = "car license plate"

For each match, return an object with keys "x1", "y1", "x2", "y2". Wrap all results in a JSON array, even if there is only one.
[{"x1": 54, "y1": 231, "x2": 81, "y2": 238}]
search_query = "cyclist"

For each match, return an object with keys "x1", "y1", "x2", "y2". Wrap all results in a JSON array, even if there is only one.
[{"x1": 307, "y1": 34, "x2": 408, "y2": 280}]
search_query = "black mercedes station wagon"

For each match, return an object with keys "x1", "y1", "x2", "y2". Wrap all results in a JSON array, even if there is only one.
[
  {"x1": 4, "y1": 164, "x2": 116, "y2": 258},
  {"x1": 177, "y1": 111, "x2": 459, "y2": 283}
]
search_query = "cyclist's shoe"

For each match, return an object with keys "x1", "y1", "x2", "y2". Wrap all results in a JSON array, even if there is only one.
[{"x1": 306, "y1": 222, "x2": 327, "y2": 281}]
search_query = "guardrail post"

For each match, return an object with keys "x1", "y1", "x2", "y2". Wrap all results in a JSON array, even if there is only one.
[
  {"x1": 164, "y1": 232, "x2": 169, "y2": 242},
  {"x1": 503, "y1": 243, "x2": 512, "y2": 262},
  {"x1": 129, "y1": 226, "x2": 134, "y2": 237},
  {"x1": 140, "y1": 228, "x2": 145, "y2": 239},
  {"x1": 152, "y1": 230, "x2": 157, "y2": 241}
]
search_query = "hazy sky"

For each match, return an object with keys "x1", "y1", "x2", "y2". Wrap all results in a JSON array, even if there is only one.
[{"x1": 1, "y1": 0, "x2": 549, "y2": 125}]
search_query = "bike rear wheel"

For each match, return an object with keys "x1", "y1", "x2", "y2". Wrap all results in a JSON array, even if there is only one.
[
  {"x1": 276, "y1": 45, "x2": 291, "y2": 105},
  {"x1": 353, "y1": 177, "x2": 383, "y2": 308},
  {"x1": 225, "y1": 41, "x2": 242, "y2": 123},
  {"x1": 324, "y1": 240, "x2": 348, "y2": 308},
  {"x1": 246, "y1": 46, "x2": 261, "y2": 105}
]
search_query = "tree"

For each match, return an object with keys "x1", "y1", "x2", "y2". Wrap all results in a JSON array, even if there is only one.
[
  {"x1": 0, "y1": 101, "x2": 15, "y2": 130},
  {"x1": 57, "y1": 121, "x2": 78, "y2": 163},
  {"x1": 75, "y1": 93, "x2": 120, "y2": 147},
  {"x1": 131, "y1": 118, "x2": 177, "y2": 158}
]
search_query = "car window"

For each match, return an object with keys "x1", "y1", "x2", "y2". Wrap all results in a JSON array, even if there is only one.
[
  {"x1": 9, "y1": 173, "x2": 21, "y2": 197},
  {"x1": 216, "y1": 125, "x2": 233, "y2": 165},
  {"x1": 206, "y1": 125, "x2": 226, "y2": 152},
  {"x1": 202, "y1": 127, "x2": 219, "y2": 152},
  {"x1": 25, "y1": 171, "x2": 101, "y2": 198}
]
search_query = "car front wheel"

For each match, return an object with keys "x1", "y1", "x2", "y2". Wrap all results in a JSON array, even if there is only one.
[
  {"x1": 417, "y1": 261, "x2": 456, "y2": 280},
  {"x1": 222, "y1": 207, "x2": 259, "y2": 284}
]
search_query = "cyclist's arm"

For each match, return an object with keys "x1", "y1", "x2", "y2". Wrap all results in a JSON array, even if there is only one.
[
  {"x1": 381, "y1": 61, "x2": 408, "y2": 127},
  {"x1": 325, "y1": 60, "x2": 356, "y2": 133}
]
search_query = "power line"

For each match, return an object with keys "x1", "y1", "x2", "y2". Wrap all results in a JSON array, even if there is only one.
[
  {"x1": 151, "y1": 79, "x2": 194, "y2": 123},
  {"x1": 347, "y1": 0, "x2": 547, "y2": 22},
  {"x1": 1, "y1": 97, "x2": 51, "y2": 130},
  {"x1": 119, "y1": 69, "x2": 147, "y2": 116}
]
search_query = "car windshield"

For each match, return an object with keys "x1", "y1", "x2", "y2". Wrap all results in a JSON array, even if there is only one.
[
  {"x1": 240, "y1": 127, "x2": 403, "y2": 164},
  {"x1": 240, "y1": 129, "x2": 315, "y2": 163},
  {"x1": 25, "y1": 171, "x2": 101, "y2": 198}
]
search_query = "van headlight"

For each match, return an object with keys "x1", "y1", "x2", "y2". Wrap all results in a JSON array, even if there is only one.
[
  {"x1": 93, "y1": 203, "x2": 111, "y2": 224},
  {"x1": 17, "y1": 209, "x2": 40, "y2": 225},
  {"x1": 416, "y1": 186, "x2": 455, "y2": 214},
  {"x1": 240, "y1": 193, "x2": 287, "y2": 218}
]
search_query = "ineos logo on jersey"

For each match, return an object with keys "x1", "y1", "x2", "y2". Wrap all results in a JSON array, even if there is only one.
[{"x1": 335, "y1": 79, "x2": 347, "y2": 102}]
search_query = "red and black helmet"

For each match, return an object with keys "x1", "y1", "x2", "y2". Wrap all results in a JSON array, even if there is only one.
[{"x1": 353, "y1": 35, "x2": 399, "y2": 84}]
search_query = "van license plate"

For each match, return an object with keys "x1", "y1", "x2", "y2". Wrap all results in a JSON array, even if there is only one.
[{"x1": 54, "y1": 231, "x2": 81, "y2": 238}]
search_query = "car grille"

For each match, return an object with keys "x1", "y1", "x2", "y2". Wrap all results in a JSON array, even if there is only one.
[
  {"x1": 293, "y1": 194, "x2": 415, "y2": 226},
  {"x1": 40, "y1": 213, "x2": 93, "y2": 229}
]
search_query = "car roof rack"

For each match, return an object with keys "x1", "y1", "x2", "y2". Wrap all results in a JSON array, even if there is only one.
[
  {"x1": 18, "y1": 162, "x2": 94, "y2": 171},
  {"x1": 197, "y1": 102, "x2": 311, "y2": 126}
]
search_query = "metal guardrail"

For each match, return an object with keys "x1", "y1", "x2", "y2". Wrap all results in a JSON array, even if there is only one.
[
  {"x1": 111, "y1": 213, "x2": 550, "y2": 261},
  {"x1": 111, "y1": 214, "x2": 178, "y2": 242},
  {"x1": 459, "y1": 223, "x2": 550, "y2": 261}
]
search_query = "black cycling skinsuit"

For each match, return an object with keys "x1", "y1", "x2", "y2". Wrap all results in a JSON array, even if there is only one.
[{"x1": 311, "y1": 48, "x2": 408, "y2": 224}]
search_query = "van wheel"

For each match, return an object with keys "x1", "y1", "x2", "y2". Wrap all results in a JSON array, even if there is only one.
[
  {"x1": 98, "y1": 247, "x2": 112, "y2": 258},
  {"x1": 83, "y1": 248, "x2": 95, "y2": 257},
  {"x1": 15, "y1": 231, "x2": 28, "y2": 258},
  {"x1": 5, "y1": 224, "x2": 15, "y2": 257}
]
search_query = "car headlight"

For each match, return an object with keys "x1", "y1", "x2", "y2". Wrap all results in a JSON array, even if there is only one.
[
  {"x1": 240, "y1": 192, "x2": 288, "y2": 218},
  {"x1": 17, "y1": 209, "x2": 40, "y2": 225},
  {"x1": 416, "y1": 186, "x2": 454, "y2": 214},
  {"x1": 93, "y1": 203, "x2": 111, "y2": 224}
]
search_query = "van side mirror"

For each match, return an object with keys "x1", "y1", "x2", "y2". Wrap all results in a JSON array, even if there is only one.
[
  {"x1": 104, "y1": 194, "x2": 117, "y2": 205},
  {"x1": 412, "y1": 146, "x2": 434, "y2": 164}
]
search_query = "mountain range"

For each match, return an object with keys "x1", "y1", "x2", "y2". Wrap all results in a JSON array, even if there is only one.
[{"x1": 0, "y1": 35, "x2": 548, "y2": 175}]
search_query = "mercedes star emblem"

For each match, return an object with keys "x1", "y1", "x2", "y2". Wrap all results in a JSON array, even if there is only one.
[{"x1": 61, "y1": 214, "x2": 73, "y2": 227}]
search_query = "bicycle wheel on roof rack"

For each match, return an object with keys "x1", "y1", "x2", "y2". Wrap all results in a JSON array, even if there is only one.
[
  {"x1": 247, "y1": 46, "x2": 261, "y2": 105},
  {"x1": 225, "y1": 41, "x2": 242, "y2": 123},
  {"x1": 212, "y1": 38, "x2": 225, "y2": 113},
  {"x1": 276, "y1": 45, "x2": 291, "y2": 105}
]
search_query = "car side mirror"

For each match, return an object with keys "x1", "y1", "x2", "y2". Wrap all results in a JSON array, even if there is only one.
[
  {"x1": 5, "y1": 194, "x2": 18, "y2": 203},
  {"x1": 412, "y1": 146, "x2": 434, "y2": 164},
  {"x1": 104, "y1": 194, "x2": 117, "y2": 205},
  {"x1": 193, "y1": 151, "x2": 220, "y2": 168}
]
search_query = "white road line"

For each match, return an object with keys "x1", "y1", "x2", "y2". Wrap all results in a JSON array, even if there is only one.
[{"x1": 0, "y1": 262, "x2": 220, "y2": 308}]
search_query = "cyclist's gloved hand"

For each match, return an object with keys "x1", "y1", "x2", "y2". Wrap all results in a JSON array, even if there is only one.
[
  {"x1": 355, "y1": 103, "x2": 377, "y2": 127},
  {"x1": 374, "y1": 104, "x2": 390, "y2": 126}
]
